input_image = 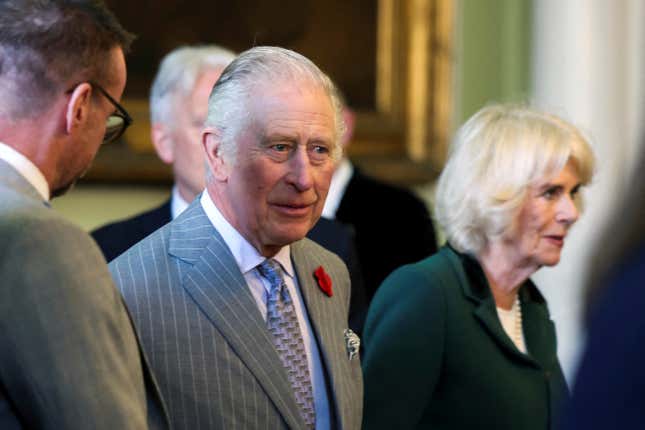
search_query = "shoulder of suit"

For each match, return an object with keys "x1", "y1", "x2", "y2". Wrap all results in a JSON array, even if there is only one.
[
  {"x1": 296, "y1": 237, "x2": 344, "y2": 263},
  {"x1": 1, "y1": 192, "x2": 85, "y2": 239},
  {"x1": 378, "y1": 247, "x2": 460, "y2": 296},
  {"x1": 0, "y1": 182, "x2": 44, "y2": 213},
  {"x1": 1, "y1": 206, "x2": 110, "y2": 284}
]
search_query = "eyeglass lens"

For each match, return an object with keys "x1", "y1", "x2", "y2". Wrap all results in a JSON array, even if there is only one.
[{"x1": 104, "y1": 115, "x2": 125, "y2": 144}]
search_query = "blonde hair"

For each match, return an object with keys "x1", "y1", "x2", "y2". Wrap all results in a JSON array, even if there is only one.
[{"x1": 435, "y1": 104, "x2": 595, "y2": 255}]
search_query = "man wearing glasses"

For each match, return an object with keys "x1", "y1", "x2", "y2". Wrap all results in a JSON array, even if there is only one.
[{"x1": 0, "y1": 1, "x2": 167, "y2": 428}]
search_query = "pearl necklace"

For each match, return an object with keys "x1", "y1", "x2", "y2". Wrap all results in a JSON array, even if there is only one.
[
  {"x1": 513, "y1": 295, "x2": 525, "y2": 353},
  {"x1": 496, "y1": 294, "x2": 526, "y2": 353}
]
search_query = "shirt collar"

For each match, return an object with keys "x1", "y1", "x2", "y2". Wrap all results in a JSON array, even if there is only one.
[
  {"x1": 321, "y1": 157, "x2": 353, "y2": 219},
  {"x1": 200, "y1": 191, "x2": 294, "y2": 278},
  {"x1": 0, "y1": 142, "x2": 50, "y2": 201},
  {"x1": 170, "y1": 185, "x2": 190, "y2": 220}
]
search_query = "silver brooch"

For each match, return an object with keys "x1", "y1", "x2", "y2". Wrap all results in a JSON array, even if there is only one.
[{"x1": 344, "y1": 328, "x2": 360, "y2": 361}]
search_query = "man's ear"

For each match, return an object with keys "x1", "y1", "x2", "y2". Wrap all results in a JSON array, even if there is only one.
[
  {"x1": 341, "y1": 107, "x2": 356, "y2": 148},
  {"x1": 65, "y1": 83, "x2": 92, "y2": 134},
  {"x1": 151, "y1": 123, "x2": 174, "y2": 164},
  {"x1": 203, "y1": 127, "x2": 229, "y2": 182}
]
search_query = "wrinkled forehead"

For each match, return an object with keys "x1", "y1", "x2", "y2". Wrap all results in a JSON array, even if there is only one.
[{"x1": 246, "y1": 80, "x2": 335, "y2": 125}]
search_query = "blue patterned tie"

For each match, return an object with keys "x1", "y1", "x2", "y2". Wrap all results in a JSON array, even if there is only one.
[{"x1": 258, "y1": 259, "x2": 316, "y2": 428}]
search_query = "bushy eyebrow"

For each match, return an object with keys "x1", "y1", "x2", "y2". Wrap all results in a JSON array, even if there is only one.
[{"x1": 264, "y1": 131, "x2": 333, "y2": 144}]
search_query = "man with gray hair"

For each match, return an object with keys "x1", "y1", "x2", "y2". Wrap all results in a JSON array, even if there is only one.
[
  {"x1": 0, "y1": 0, "x2": 167, "y2": 428},
  {"x1": 92, "y1": 45, "x2": 367, "y2": 336},
  {"x1": 92, "y1": 45, "x2": 236, "y2": 260},
  {"x1": 110, "y1": 46, "x2": 363, "y2": 429}
]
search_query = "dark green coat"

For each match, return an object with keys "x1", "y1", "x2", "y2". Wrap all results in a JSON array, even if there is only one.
[{"x1": 362, "y1": 246, "x2": 568, "y2": 429}]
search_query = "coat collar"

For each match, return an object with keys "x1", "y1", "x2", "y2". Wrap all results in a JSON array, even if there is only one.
[
  {"x1": 442, "y1": 245, "x2": 557, "y2": 369},
  {"x1": 0, "y1": 158, "x2": 48, "y2": 206}
]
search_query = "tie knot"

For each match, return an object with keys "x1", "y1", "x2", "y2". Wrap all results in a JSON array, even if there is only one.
[{"x1": 258, "y1": 259, "x2": 283, "y2": 292}]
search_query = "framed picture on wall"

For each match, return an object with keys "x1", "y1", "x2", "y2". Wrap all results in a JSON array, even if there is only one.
[{"x1": 88, "y1": 0, "x2": 453, "y2": 185}]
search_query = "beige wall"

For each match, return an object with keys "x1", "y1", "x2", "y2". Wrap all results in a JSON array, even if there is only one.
[{"x1": 51, "y1": 184, "x2": 169, "y2": 231}]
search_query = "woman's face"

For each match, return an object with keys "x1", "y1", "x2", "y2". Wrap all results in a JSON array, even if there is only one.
[{"x1": 507, "y1": 160, "x2": 582, "y2": 269}]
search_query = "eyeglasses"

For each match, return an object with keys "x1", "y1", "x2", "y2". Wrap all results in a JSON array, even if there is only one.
[
  {"x1": 91, "y1": 82, "x2": 133, "y2": 144},
  {"x1": 66, "y1": 81, "x2": 133, "y2": 144}
]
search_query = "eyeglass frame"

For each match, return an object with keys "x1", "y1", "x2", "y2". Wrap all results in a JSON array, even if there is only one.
[{"x1": 65, "y1": 80, "x2": 133, "y2": 144}]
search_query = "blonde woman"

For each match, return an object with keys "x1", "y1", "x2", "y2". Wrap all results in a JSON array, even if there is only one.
[{"x1": 362, "y1": 104, "x2": 595, "y2": 430}]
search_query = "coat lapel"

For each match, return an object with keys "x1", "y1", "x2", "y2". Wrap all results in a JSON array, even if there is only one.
[
  {"x1": 291, "y1": 240, "x2": 349, "y2": 430},
  {"x1": 518, "y1": 285, "x2": 558, "y2": 368},
  {"x1": 168, "y1": 201, "x2": 305, "y2": 429},
  {"x1": 472, "y1": 301, "x2": 537, "y2": 366},
  {"x1": 443, "y1": 247, "x2": 540, "y2": 367}
]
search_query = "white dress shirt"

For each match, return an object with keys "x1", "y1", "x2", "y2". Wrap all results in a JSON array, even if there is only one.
[
  {"x1": 0, "y1": 141, "x2": 50, "y2": 201},
  {"x1": 321, "y1": 157, "x2": 353, "y2": 219},
  {"x1": 200, "y1": 191, "x2": 331, "y2": 430},
  {"x1": 170, "y1": 185, "x2": 190, "y2": 220}
]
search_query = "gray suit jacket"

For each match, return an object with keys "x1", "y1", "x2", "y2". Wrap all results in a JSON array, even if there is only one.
[
  {"x1": 110, "y1": 199, "x2": 363, "y2": 430},
  {"x1": 0, "y1": 160, "x2": 168, "y2": 429}
]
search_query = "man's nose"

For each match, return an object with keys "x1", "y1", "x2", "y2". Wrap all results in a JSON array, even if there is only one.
[{"x1": 287, "y1": 146, "x2": 314, "y2": 191}]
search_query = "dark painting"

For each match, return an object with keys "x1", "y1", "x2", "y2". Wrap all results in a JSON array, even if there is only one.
[{"x1": 106, "y1": 0, "x2": 377, "y2": 109}]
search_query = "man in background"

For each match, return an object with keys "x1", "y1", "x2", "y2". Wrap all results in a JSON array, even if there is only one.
[
  {"x1": 92, "y1": 45, "x2": 236, "y2": 260},
  {"x1": 322, "y1": 98, "x2": 438, "y2": 303},
  {"x1": 110, "y1": 46, "x2": 363, "y2": 429},
  {"x1": 0, "y1": 0, "x2": 167, "y2": 428},
  {"x1": 92, "y1": 45, "x2": 367, "y2": 333}
]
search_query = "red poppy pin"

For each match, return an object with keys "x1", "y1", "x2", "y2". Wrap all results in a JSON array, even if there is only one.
[{"x1": 314, "y1": 266, "x2": 333, "y2": 297}]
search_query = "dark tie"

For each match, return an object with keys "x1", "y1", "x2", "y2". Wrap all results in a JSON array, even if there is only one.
[{"x1": 258, "y1": 259, "x2": 316, "y2": 428}]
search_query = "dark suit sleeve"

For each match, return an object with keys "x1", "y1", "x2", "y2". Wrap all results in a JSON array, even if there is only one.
[
  {"x1": 0, "y1": 218, "x2": 151, "y2": 429},
  {"x1": 345, "y1": 232, "x2": 367, "y2": 335},
  {"x1": 361, "y1": 263, "x2": 444, "y2": 429}
]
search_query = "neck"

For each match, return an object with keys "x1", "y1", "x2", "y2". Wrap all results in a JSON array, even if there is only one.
[
  {"x1": 206, "y1": 184, "x2": 283, "y2": 259},
  {"x1": 0, "y1": 109, "x2": 64, "y2": 193},
  {"x1": 478, "y1": 243, "x2": 537, "y2": 310}
]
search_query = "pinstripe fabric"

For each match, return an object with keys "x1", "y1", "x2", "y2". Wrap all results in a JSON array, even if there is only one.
[{"x1": 110, "y1": 199, "x2": 363, "y2": 430}]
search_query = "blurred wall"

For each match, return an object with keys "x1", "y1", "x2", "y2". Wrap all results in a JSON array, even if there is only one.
[
  {"x1": 416, "y1": 0, "x2": 533, "y2": 244},
  {"x1": 52, "y1": 185, "x2": 168, "y2": 232},
  {"x1": 454, "y1": 0, "x2": 532, "y2": 124},
  {"x1": 531, "y1": 0, "x2": 645, "y2": 383}
]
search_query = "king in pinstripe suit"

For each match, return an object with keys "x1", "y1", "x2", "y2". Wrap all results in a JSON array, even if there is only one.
[{"x1": 110, "y1": 46, "x2": 363, "y2": 429}]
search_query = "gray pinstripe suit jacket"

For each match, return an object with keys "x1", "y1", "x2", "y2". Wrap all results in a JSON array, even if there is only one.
[{"x1": 110, "y1": 199, "x2": 363, "y2": 430}]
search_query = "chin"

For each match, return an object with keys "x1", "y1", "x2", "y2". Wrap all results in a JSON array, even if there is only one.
[
  {"x1": 272, "y1": 224, "x2": 311, "y2": 245},
  {"x1": 540, "y1": 254, "x2": 562, "y2": 267},
  {"x1": 51, "y1": 180, "x2": 77, "y2": 198}
]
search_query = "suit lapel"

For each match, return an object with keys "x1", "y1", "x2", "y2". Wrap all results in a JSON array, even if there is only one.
[
  {"x1": 168, "y1": 201, "x2": 304, "y2": 429},
  {"x1": 291, "y1": 240, "x2": 349, "y2": 430}
]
